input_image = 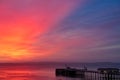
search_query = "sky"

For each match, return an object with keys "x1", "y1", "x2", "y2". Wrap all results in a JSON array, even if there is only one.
[{"x1": 0, "y1": 0, "x2": 120, "y2": 62}]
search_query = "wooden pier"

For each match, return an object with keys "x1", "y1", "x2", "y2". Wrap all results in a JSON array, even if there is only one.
[{"x1": 55, "y1": 67, "x2": 120, "y2": 80}]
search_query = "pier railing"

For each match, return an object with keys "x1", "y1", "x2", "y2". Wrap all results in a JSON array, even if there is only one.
[{"x1": 84, "y1": 71, "x2": 120, "y2": 80}]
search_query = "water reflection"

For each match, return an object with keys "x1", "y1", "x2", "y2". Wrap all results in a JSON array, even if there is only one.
[{"x1": 0, "y1": 69, "x2": 55, "y2": 80}]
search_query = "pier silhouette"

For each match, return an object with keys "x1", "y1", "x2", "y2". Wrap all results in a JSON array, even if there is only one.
[{"x1": 56, "y1": 67, "x2": 120, "y2": 80}]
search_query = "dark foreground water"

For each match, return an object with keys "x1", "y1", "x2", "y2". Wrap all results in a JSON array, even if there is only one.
[{"x1": 0, "y1": 62, "x2": 120, "y2": 80}]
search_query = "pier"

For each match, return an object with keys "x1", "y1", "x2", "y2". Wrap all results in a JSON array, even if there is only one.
[{"x1": 56, "y1": 67, "x2": 120, "y2": 80}]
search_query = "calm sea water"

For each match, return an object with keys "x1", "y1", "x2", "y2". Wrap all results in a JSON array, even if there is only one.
[{"x1": 0, "y1": 63, "x2": 119, "y2": 80}]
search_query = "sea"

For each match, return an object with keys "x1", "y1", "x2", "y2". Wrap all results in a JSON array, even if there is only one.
[{"x1": 0, "y1": 62, "x2": 120, "y2": 80}]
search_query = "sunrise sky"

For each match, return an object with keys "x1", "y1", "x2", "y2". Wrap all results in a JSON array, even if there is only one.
[{"x1": 0, "y1": 0, "x2": 120, "y2": 62}]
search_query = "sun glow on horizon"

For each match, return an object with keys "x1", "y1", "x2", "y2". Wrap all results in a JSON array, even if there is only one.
[{"x1": 0, "y1": 0, "x2": 81, "y2": 62}]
